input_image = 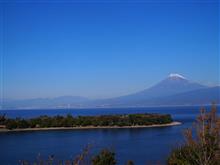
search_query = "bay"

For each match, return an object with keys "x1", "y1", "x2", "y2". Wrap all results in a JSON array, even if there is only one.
[{"x1": 0, "y1": 106, "x2": 216, "y2": 165}]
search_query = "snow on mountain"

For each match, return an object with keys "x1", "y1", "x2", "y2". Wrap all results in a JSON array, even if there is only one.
[{"x1": 168, "y1": 73, "x2": 186, "y2": 79}]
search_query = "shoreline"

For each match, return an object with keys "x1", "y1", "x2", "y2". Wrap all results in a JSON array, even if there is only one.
[
  {"x1": 0, "y1": 121, "x2": 181, "y2": 132},
  {"x1": 1, "y1": 104, "x2": 219, "y2": 111}
]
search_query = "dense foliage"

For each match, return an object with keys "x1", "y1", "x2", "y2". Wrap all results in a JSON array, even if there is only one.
[
  {"x1": 19, "y1": 147, "x2": 117, "y2": 165},
  {"x1": 92, "y1": 149, "x2": 116, "y2": 165},
  {"x1": 167, "y1": 105, "x2": 220, "y2": 165},
  {"x1": 0, "y1": 113, "x2": 173, "y2": 130}
]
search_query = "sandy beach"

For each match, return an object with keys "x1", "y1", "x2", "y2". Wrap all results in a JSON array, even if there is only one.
[{"x1": 0, "y1": 121, "x2": 181, "y2": 132}]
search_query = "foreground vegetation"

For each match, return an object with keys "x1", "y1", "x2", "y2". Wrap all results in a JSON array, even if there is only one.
[
  {"x1": 19, "y1": 145, "x2": 134, "y2": 165},
  {"x1": 167, "y1": 105, "x2": 220, "y2": 165},
  {"x1": 0, "y1": 113, "x2": 173, "y2": 130}
]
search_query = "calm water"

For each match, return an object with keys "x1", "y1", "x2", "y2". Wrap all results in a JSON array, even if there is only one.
[{"x1": 0, "y1": 106, "x2": 216, "y2": 165}]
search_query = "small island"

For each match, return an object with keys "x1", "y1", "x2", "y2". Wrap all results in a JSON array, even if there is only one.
[{"x1": 0, "y1": 113, "x2": 181, "y2": 132}]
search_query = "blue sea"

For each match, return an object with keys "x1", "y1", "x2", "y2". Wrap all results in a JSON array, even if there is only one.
[{"x1": 0, "y1": 106, "x2": 217, "y2": 165}]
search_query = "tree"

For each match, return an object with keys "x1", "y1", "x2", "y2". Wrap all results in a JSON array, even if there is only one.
[
  {"x1": 167, "y1": 104, "x2": 220, "y2": 165},
  {"x1": 92, "y1": 149, "x2": 116, "y2": 165},
  {"x1": 0, "y1": 114, "x2": 6, "y2": 125},
  {"x1": 125, "y1": 160, "x2": 134, "y2": 165},
  {"x1": 73, "y1": 145, "x2": 91, "y2": 165},
  {"x1": 6, "y1": 119, "x2": 17, "y2": 129}
]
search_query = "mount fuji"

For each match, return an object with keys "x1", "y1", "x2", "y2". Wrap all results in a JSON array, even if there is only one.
[
  {"x1": 2, "y1": 74, "x2": 220, "y2": 109},
  {"x1": 87, "y1": 73, "x2": 215, "y2": 107},
  {"x1": 127, "y1": 73, "x2": 207, "y2": 99}
]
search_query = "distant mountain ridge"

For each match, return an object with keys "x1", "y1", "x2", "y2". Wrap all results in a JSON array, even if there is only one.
[
  {"x1": 1, "y1": 74, "x2": 219, "y2": 109},
  {"x1": 2, "y1": 96, "x2": 89, "y2": 109},
  {"x1": 86, "y1": 74, "x2": 208, "y2": 107},
  {"x1": 117, "y1": 86, "x2": 220, "y2": 107},
  {"x1": 121, "y1": 73, "x2": 206, "y2": 98}
]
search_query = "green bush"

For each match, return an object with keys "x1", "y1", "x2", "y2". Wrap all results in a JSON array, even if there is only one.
[{"x1": 92, "y1": 149, "x2": 116, "y2": 165}]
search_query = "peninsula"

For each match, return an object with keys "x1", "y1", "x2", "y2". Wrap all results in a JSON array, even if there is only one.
[{"x1": 0, "y1": 113, "x2": 181, "y2": 132}]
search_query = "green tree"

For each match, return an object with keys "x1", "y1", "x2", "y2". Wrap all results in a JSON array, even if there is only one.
[
  {"x1": 6, "y1": 119, "x2": 17, "y2": 129},
  {"x1": 0, "y1": 114, "x2": 6, "y2": 125},
  {"x1": 92, "y1": 149, "x2": 116, "y2": 165}
]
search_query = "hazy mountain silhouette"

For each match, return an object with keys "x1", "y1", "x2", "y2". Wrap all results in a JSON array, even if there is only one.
[
  {"x1": 1, "y1": 74, "x2": 219, "y2": 109},
  {"x1": 89, "y1": 74, "x2": 208, "y2": 106},
  {"x1": 2, "y1": 96, "x2": 89, "y2": 109},
  {"x1": 138, "y1": 73, "x2": 206, "y2": 98},
  {"x1": 145, "y1": 86, "x2": 220, "y2": 106},
  {"x1": 126, "y1": 86, "x2": 220, "y2": 107}
]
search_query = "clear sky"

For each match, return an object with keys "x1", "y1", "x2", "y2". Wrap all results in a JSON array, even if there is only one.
[{"x1": 1, "y1": 0, "x2": 219, "y2": 99}]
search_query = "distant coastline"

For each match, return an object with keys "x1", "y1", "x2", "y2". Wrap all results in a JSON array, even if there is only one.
[
  {"x1": 1, "y1": 103, "x2": 219, "y2": 111},
  {"x1": 0, "y1": 121, "x2": 181, "y2": 132}
]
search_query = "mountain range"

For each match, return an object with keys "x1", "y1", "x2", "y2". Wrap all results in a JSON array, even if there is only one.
[{"x1": 1, "y1": 74, "x2": 220, "y2": 109}]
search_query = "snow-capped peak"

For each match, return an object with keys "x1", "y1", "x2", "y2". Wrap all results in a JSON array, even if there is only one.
[{"x1": 168, "y1": 73, "x2": 186, "y2": 79}]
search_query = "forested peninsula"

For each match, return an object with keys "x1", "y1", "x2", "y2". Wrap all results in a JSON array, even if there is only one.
[{"x1": 0, "y1": 113, "x2": 180, "y2": 131}]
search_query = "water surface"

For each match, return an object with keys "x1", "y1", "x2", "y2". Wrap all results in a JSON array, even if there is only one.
[{"x1": 0, "y1": 106, "x2": 215, "y2": 165}]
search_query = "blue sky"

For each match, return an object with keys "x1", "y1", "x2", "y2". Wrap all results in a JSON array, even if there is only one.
[{"x1": 1, "y1": 0, "x2": 219, "y2": 99}]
